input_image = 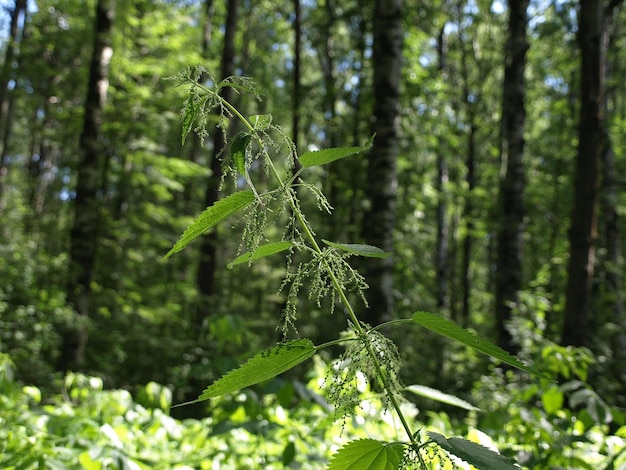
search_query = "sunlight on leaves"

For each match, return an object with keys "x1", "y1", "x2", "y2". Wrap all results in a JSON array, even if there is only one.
[
  {"x1": 404, "y1": 385, "x2": 479, "y2": 411},
  {"x1": 327, "y1": 439, "x2": 404, "y2": 470}
]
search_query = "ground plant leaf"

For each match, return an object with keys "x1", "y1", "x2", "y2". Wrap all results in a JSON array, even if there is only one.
[
  {"x1": 429, "y1": 432, "x2": 520, "y2": 470},
  {"x1": 404, "y1": 385, "x2": 479, "y2": 411},
  {"x1": 176, "y1": 339, "x2": 316, "y2": 405},
  {"x1": 322, "y1": 239, "x2": 390, "y2": 258},
  {"x1": 230, "y1": 132, "x2": 251, "y2": 176},
  {"x1": 299, "y1": 144, "x2": 369, "y2": 168},
  {"x1": 411, "y1": 311, "x2": 542, "y2": 376},
  {"x1": 327, "y1": 439, "x2": 403, "y2": 470},
  {"x1": 228, "y1": 241, "x2": 293, "y2": 268},
  {"x1": 165, "y1": 190, "x2": 255, "y2": 258}
]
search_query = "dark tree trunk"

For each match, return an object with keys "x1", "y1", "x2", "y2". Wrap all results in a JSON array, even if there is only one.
[
  {"x1": 461, "y1": 119, "x2": 476, "y2": 328},
  {"x1": 195, "y1": 0, "x2": 239, "y2": 329},
  {"x1": 435, "y1": 25, "x2": 449, "y2": 311},
  {"x1": 599, "y1": 2, "x2": 625, "y2": 387},
  {"x1": 495, "y1": 0, "x2": 529, "y2": 355},
  {"x1": 458, "y1": 31, "x2": 477, "y2": 328},
  {"x1": 186, "y1": 0, "x2": 214, "y2": 210},
  {"x1": 292, "y1": 0, "x2": 301, "y2": 153},
  {"x1": 362, "y1": 0, "x2": 402, "y2": 326},
  {"x1": 59, "y1": 0, "x2": 115, "y2": 372},
  {"x1": 561, "y1": 0, "x2": 607, "y2": 347},
  {"x1": 0, "y1": 0, "x2": 27, "y2": 206},
  {"x1": 320, "y1": 0, "x2": 338, "y2": 149},
  {"x1": 189, "y1": 0, "x2": 214, "y2": 167}
]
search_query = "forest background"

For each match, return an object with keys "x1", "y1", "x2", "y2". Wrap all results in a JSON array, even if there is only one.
[{"x1": 1, "y1": 0, "x2": 626, "y2": 468}]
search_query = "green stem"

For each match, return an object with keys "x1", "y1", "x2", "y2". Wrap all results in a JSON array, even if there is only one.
[{"x1": 208, "y1": 85, "x2": 419, "y2": 451}]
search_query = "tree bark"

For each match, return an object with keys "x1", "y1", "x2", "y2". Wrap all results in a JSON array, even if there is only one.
[
  {"x1": 495, "y1": 0, "x2": 529, "y2": 355},
  {"x1": 59, "y1": 0, "x2": 115, "y2": 372},
  {"x1": 0, "y1": 0, "x2": 27, "y2": 206},
  {"x1": 292, "y1": 0, "x2": 302, "y2": 153},
  {"x1": 561, "y1": 0, "x2": 605, "y2": 347},
  {"x1": 459, "y1": 25, "x2": 477, "y2": 329},
  {"x1": 362, "y1": 0, "x2": 402, "y2": 326},
  {"x1": 460, "y1": 119, "x2": 476, "y2": 328},
  {"x1": 435, "y1": 25, "x2": 449, "y2": 312},
  {"x1": 195, "y1": 0, "x2": 239, "y2": 329},
  {"x1": 599, "y1": 3, "x2": 624, "y2": 387}
]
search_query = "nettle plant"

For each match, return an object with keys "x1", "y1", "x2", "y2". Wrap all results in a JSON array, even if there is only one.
[{"x1": 166, "y1": 66, "x2": 538, "y2": 469}]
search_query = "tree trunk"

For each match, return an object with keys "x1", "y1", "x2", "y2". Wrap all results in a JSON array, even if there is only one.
[
  {"x1": 195, "y1": 0, "x2": 239, "y2": 329},
  {"x1": 461, "y1": 119, "x2": 476, "y2": 328},
  {"x1": 599, "y1": 2, "x2": 625, "y2": 388},
  {"x1": 292, "y1": 0, "x2": 301, "y2": 153},
  {"x1": 59, "y1": 0, "x2": 115, "y2": 372},
  {"x1": 459, "y1": 32, "x2": 477, "y2": 328},
  {"x1": 435, "y1": 25, "x2": 449, "y2": 312},
  {"x1": 0, "y1": 0, "x2": 27, "y2": 206},
  {"x1": 189, "y1": 0, "x2": 214, "y2": 167},
  {"x1": 186, "y1": 0, "x2": 214, "y2": 207},
  {"x1": 561, "y1": 0, "x2": 605, "y2": 347},
  {"x1": 362, "y1": 0, "x2": 402, "y2": 326},
  {"x1": 495, "y1": 0, "x2": 529, "y2": 354}
]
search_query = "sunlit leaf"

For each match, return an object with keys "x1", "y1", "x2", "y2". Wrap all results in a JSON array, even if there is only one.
[
  {"x1": 429, "y1": 432, "x2": 521, "y2": 470},
  {"x1": 404, "y1": 385, "x2": 479, "y2": 411},
  {"x1": 228, "y1": 241, "x2": 293, "y2": 268},
  {"x1": 175, "y1": 339, "x2": 316, "y2": 406},
  {"x1": 78, "y1": 451, "x2": 103, "y2": 470},
  {"x1": 165, "y1": 190, "x2": 255, "y2": 258},
  {"x1": 542, "y1": 385, "x2": 564, "y2": 414},
  {"x1": 299, "y1": 138, "x2": 372, "y2": 168},
  {"x1": 231, "y1": 132, "x2": 251, "y2": 175},
  {"x1": 411, "y1": 312, "x2": 544, "y2": 377},
  {"x1": 322, "y1": 239, "x2": 390, "y2": 258},
  {"x1": 327, "y1": 439, "x2": 404, "y2": 470},
  {"x1": 249, "y1": 113, "x2": 272, "y2": 130}
]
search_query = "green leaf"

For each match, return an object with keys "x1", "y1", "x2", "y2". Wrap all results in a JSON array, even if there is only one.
[
  {"x1": 231, "y1": 132, "x2": 251, "y2": 176},
  {"x1": 176, "y1": 339, "x2": 316, "y2": 405},
  {"x1": 299, "y1": 143, "x2": 370, "y2": 168},
  {"x1": 411, "y1": 312, "x2": 543, "y2": 377},
  {"x1": 228, "y1": 241, "x2": 292, "y2": 268},
  {"x1": 327, "y1": 439, "x2": 404, "y2": 470},
  {"x1": 165, "y1": 190, "x2": 255, "y2": 258},
  {"x1": 79, "y1": 451, "x2": 103, "y2": 470},
  {"x1": 404, "y1": 385, "x2": 479, "y2": 411},
  {"x1": 180, "y1": 99, "x2": 197, "y2": 145},
  {"x1": 249, "y1": 113, "x2": 272, "y2": 130},
  {"x1": 322, "y1": 240, "x2": 390, "y2": 258},
  {"x1": 282, "y1": 441, "x2": 296, "y2": 466},
  {"x1": 429, "y1": 432, "x2": 520, "y2": 470},
  {"x1": 541, "y1": 385, "x2": 564, "y2": 414}
]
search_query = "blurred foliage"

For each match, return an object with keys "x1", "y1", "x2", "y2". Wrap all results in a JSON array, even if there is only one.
[{"x1": 0, "y1": 352, "x2": 624, "y2": 469}]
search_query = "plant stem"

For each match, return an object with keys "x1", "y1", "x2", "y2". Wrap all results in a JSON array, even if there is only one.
[{"x1": 209, "y1": 85, "x2": 420, "y2": 451}]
